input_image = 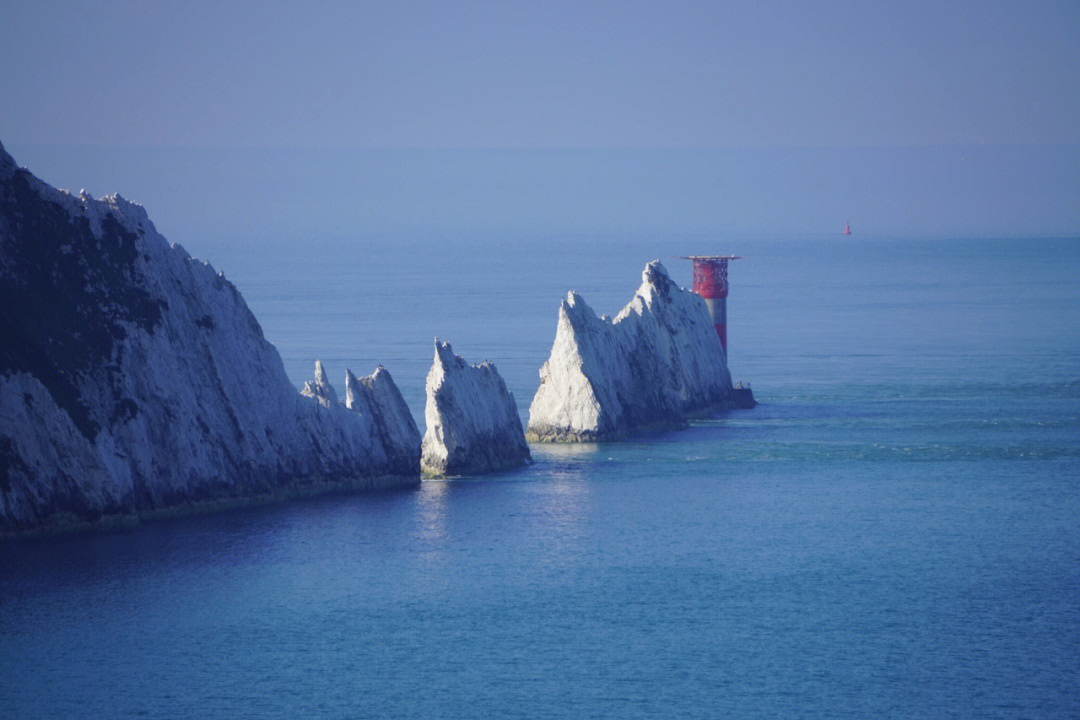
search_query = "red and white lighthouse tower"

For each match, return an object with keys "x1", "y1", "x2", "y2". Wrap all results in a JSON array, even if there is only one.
[{"x1": 679, "y1": 255, "x2": 744, "y2": 354}]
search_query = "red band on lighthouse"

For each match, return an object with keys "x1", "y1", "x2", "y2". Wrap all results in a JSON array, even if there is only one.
[
  {"x1": 681, "y1": 254, "x2": 743, "y2": 354},
  {"x1": 691, "y1": 258, "x2": 729, "y2": 299}
]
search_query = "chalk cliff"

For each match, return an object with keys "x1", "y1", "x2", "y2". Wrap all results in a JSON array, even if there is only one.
[
  {"x1": 421, "y1": 340, "x2": 531, "y2": 476},
  {"x1": 296, "y1": 361, "x2": 422, "y2": 476},
  {"x1": 527, "y1": 261, "x2": 733, "y2": 442},
  {"x1": 344, "y1": 366, "x2": 420, "y2": 472},
  {"x1": 0, "y1": 141, "x2": 419, "y2": 534}
]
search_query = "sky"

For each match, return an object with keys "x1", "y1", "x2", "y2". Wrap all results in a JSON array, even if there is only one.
[{"x1": 2, "y1": 0, "x2": 1079, "y2": 239}]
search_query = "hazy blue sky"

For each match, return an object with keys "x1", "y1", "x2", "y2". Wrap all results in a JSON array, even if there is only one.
[
  {"x1": 4, "y1": 0, "x2": 1079, "y2": 147},
  {"x1": 2, "y1": 1, "x2": 1079, "y2": 238}
]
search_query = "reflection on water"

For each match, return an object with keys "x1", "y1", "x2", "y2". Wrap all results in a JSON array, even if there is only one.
[
  {"x1": 415, "y1": 479, "x2": 450, "y2": 546},
  {"x1": 530, "y1": 442, "x2": 603, "y2": 463},
  {"x1": 532, "y1": 475, "x2": 591, "y2": 560},
  {"x1": 410, "y1": 453, "x2": 598, "y2": 562}
]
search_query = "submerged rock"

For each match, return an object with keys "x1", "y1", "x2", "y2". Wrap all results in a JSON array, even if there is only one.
[
  {"x1": 732, "y1": 383, "x2": 757, "y2": 409},
  {"x1": 527, "y1": 261, "x2": 733, "y2": 442},
  {"x1": 421, "y1": 340, "x2": 531, "y2": 477},
  {"x1": 0, "y1": 141, "x2": 420, "y2": 534}
]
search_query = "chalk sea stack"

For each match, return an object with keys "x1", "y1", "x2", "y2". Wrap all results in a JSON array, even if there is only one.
[
  {"x1": 527, "y1": 261, "x2": 734, "y2": 442},
  {"x1": 421, "y1": 340, "x2": 531, "y2": 477},
  {"x1": 0, "y1": 141, "x2": 419, "y2": 535}
]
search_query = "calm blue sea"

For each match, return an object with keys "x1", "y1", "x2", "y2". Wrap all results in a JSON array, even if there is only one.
[{"x1": 2, "y1": 235, "x2": 1079, "y2": 719}]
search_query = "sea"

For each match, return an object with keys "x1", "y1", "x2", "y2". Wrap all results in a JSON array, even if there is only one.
[{"x1": 2, "y1": 234, "x2": 1078, "y2": 719}]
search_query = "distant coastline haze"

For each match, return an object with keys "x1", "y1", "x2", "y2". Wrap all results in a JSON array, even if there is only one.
[{"x1": 7, "y1": 145, "x2": 1080, "y2": 244}]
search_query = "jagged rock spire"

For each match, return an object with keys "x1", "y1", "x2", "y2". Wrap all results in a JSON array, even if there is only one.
[{"x1": 301, "y1": 359, "x2": 338, "y2": 407}]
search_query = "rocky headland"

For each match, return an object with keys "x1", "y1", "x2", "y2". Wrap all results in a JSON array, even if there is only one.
[{"x1": 0, "y1": 142, "x2": 420, "y2": 535}]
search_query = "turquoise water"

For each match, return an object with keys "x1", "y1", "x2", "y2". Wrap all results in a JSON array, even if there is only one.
[{"x1": 2, "y1": 236, "x2": 1079, "y2": 718}]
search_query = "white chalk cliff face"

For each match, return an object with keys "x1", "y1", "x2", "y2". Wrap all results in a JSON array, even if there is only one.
[
  {"x1": 344, "y1": 366, "x2": 420, "y2": 458},
  {"x1": 421, "y1": 340, "x2": 531, "y2": 477},
  {"x1": 0, "y1": 141, "x2": 420, "y2": 534},
  {"x1": 527, "y1": 261, "x2": 733, "y2": 442},
  {"x1": 296, "y1": 361, "x2": 422, "y2": 475}
]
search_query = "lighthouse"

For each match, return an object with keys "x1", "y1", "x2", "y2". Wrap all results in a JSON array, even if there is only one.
[
  {"x1": 679, "y1": 254, "x2": 756, "y2": 408},
  {"x1": 678, "y1": 255, "x2": 743, "y2": 353}
]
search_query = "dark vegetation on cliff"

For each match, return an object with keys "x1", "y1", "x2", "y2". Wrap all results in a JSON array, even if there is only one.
[{"x1": 0, "y1": 166, "x2": 165, "y2": 441}]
